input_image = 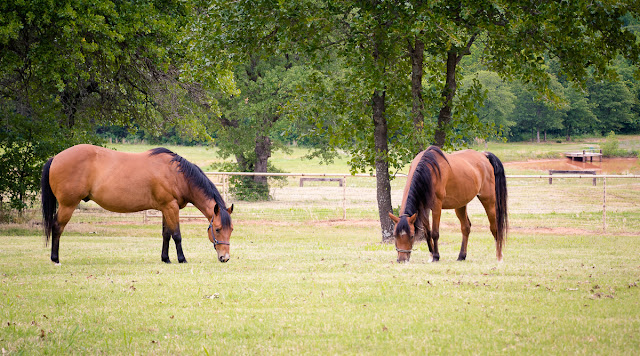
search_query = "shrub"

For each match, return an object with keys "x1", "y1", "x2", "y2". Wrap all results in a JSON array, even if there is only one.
[
  {"x1": 206, "y1": 162, "x2": 287, "y2": 201},
  {"x1": 601, "y1": 132, "x2": 625, "y2": 157}
]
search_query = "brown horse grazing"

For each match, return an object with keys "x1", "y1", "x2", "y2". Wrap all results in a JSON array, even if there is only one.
[
  {"x1": 389, "y1": 146, "x2": 508, "y2": 263},
  {"x1": 41, "y1": 144, "x2": 234, "y2": 264}
]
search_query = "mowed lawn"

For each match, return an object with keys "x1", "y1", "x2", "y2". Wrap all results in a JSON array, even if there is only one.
[
  {"x1": 2, "y1": 140, "x2": 640, "y2": 354},
  {"x1": 1, "y1": 220, "x2": 639, "y2": 354}
]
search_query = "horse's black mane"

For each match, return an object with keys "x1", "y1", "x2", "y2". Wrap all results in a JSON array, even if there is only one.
[
  {"x1": 149, "y1": 147, "x2": 231, "y2": 228},
  {"x1": 396, "y1": 146, "x2": 448, "y2": 235}
]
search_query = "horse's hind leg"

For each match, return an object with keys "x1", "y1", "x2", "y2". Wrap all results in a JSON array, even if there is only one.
[
  {"x1": 51, "y1": 204, "x2": 78, "y2": 264},
  {"x1": 455, "y1": 206, "x2": 472, "y2": 261},
  {"x1": 479, "y1": 196, "x2": 502, "y2": 262}
]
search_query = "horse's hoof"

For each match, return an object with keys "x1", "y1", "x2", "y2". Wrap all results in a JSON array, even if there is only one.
[
  {"x1": 162, "y1": 258, "x2": 171, "y2": 264},
  {"x1": 457, "y1": 254, "x2": 466, "y2": 261},
  {"x1": 179, "y1": 259, "x2": 187, "y2": 263}
]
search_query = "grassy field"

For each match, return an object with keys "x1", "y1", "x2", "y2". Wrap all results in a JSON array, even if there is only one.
[
  {"x1": 1, "y1": 139, "x2": 640, "y2": 354},
  {"x1": 2, "y1": 223, "x2": 639, "y2": 354}
]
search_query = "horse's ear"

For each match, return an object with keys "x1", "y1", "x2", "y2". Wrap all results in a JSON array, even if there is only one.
[
  {"x1": 408, "y1": 213, "x2": 417, "y2": 224},
  {"x1": 388, "y1": 212, "x2": 400, "y2": 223},
  {"x1": 214, "y1": 204, "x2": 219, "y2": 215},
  {"x1": 227, "y1": 204, "x2": 234, "y2": 214}
]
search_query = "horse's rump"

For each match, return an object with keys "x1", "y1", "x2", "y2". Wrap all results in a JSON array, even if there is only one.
[{"x1": 48, "y1": 145, "x2": 179, "y2": 213}]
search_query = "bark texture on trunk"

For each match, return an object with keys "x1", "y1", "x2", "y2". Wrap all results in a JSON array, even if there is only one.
[
  {"x1": 434, "y1": 34, "x2": 477, "y2": 148},
  {"x1": 409, "y1": 37, "x2": 425, "y2": 150},
  {"x1": 372, "y1": 89, "x2": 394, "y2": 242},
  {"x1": 434, "y1": 50, "x2": 458, "y2": 147},
  {"x1": 253, "y1": 134, "x2": 271, "y2": 185}
]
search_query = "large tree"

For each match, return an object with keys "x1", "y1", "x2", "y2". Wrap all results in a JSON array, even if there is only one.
[
  {"x1": 588, "y1": 79, "x2": 636, "y2": 135},
  {"x1": 292, "y1": 0, "x2": 640, "y2": 240},
  {"x1": 510, "y1": 79, "x2": 566, "y2": 142},
  {"x1": 407, "y1": 0, "x2": 640, "y2": 147},
  {"x1": 185, "y1": 1, "x2": 326, "y2": 200},
  {"x1": 0, "y1": 0, "x2": 208, "y2": 214},
  {"x1": 214, "y1": 55, "x2": 308, "y2": 199},
  {"x1": 294, "y1": 1, "x2": 415, "y2": 240}
]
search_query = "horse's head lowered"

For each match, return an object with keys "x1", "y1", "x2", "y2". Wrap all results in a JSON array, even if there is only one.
[
  {"x1": 388, "y1": 212, "x2": 417, "y2": 263},
  {"x1": 208, "y1": 204, "x2": 234, "y2": 263}
]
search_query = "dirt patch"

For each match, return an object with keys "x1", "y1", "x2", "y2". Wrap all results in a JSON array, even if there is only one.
[{"x1": 504, "y1": 157, "x2": 640, "y2": 174}]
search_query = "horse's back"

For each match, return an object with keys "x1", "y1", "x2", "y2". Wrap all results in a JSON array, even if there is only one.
[
  {"x1": 441, "y1": 150, "x2": 494, "y2": 209},
  {"x1": 49, "y1": 145, "x2": 179, "y2": 212}
]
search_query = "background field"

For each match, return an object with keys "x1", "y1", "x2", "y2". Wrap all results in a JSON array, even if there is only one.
[{"x1": 1, "y1": 140, "x2": 640, "y2": 354}]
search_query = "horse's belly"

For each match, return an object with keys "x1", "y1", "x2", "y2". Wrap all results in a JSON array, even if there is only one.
[
  {"x1": 442, "y1": 195, "x2": 476, "y2": 210},
  {"x1": 91, "y1": 195, "x2": 155, "y2": 213},
  {"x1": 441, "y1": 186, "x2": 478, "y2": 210},
  {"x1": 88, "y1": 182, "x2": 158, "y2": 213}
]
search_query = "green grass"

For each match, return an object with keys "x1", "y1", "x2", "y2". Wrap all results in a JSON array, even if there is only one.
[
  {"x1": 2, "y1": 138, "x2": 639, "y2": 353},
  {"x1": 1, "y1": 222, "x2": 639, "y2": 354},
  {"x1": 472, "y1": 134, "x2": 640, "y2": 162}
]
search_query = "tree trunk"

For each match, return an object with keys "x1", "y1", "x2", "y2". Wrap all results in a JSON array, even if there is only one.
[
  {"x1": 254, "y1": 134, "x2": 271, "y2": 186},
  {"x1": 372, "y1": 89, "x2": 394, "y2": 242},
  {"x1": 409, "y1": 37, "x2": 425, "y2": 150},
  {"x1": 536, "y1": 129, "x2": 540, "y2": 143},
  {"x1": 434, "y1": 50, "x2": 458, "y2": 147}
]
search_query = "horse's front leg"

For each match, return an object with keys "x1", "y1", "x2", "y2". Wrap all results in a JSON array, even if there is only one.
[
  {"x1": 172, "y1": 224, "x2": 187, "y2": 263},
  {"x1": 431, "y1": 203, "x2": 443, "y2": 262},
  {"x1": 161, "y1": 217, "x2": 172, "y2": 263},
  {"x1": 161, "y1": 204, "x2": 186, "y2": 264},
  {"x1": 419, "y1": 209, "x2": 434, "y2": 261}
]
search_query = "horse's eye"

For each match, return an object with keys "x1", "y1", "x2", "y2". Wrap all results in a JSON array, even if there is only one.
[{"x1": 215, "y1": 228, "x2": 221, "y2": 234}]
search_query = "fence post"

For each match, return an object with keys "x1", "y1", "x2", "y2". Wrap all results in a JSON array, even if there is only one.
[
  {"x1": 342, "y1": 175, "x2": 347, "y2": 220},
  {"x1": 603, "y1": 176, "x2": 607, "y2": 232},
  {"x1": 223, "y1": 174, "x2": 229, "y2": 203}
]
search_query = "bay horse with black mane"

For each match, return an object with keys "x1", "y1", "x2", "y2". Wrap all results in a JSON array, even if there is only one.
[
  {"x1": 41, "y1": 144, "x2": 233, "y2": 264},
  {"x1": 389, "y1": 146, "x2": 507, "y2": 263}
]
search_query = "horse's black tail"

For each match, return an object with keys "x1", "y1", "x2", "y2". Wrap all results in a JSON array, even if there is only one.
[
  {"x1": 485, "y1": 152, "x2": 508, "y2": 251},
  {"x1": 41, "y1": 158, "x2": 57, "y2": 246}
]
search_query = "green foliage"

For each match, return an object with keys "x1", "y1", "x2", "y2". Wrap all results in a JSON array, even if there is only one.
[
  {"x1": 0, "y1": 112, "x2": 94, "y2": 217},
  {"x1": 509, "y1": 78, "x2": 567, "y2": 141},
  {"x1": 588, "y1": 79, "x2": 636, "y2": 135},
  {"x1": 0, "y1": 0, "x2": 212, "y2": 214},
  {"x1": 206, "y1": 161, "x2": 287, "y2": 202},
  {"x1": 463, "y1": 71, "x2": 516, "y2": 137},
  {"x1": 601, "y1": 131, "x2": 630, "y2": 157}
]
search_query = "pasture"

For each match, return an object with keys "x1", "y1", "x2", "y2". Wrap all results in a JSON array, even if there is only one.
[{"x1": 1, "y1": 140, "x2": 640, "y2": 354}]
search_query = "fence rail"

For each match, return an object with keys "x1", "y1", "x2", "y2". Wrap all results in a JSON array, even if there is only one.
[{"x1": 70, "y1": 172, "x2": 640, "y2": 234}]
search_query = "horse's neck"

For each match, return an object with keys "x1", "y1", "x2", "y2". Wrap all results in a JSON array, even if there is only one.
[{"x1": 189, "y1": 190, "x2": 215, "y2": 220}]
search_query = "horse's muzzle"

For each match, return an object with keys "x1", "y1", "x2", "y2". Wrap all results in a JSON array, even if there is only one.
[{"x1": 218, "y1": 253, "x2": 230, "y2": 263}]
